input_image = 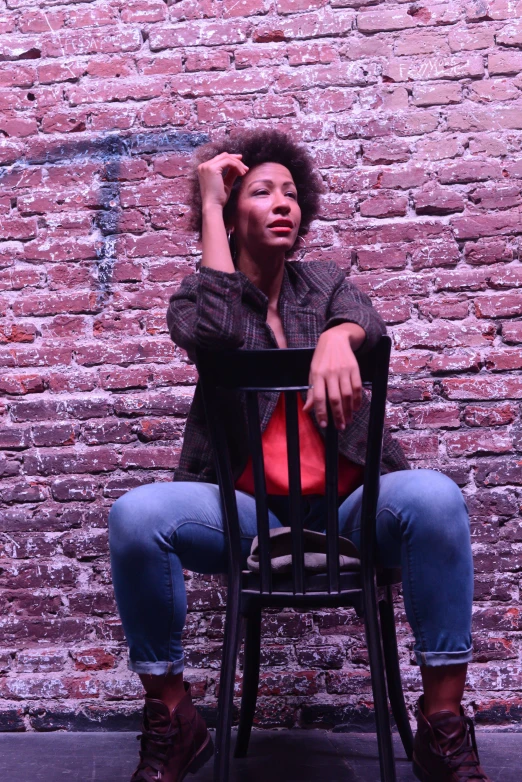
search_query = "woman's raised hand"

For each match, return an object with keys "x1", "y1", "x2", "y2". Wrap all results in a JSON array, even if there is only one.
[{"x1": 197, "y1": 152, "x2": 249, "y2": 212}]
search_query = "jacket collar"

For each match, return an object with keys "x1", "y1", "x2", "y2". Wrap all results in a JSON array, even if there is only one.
[{"x1": 236, "y1": 260, "x2": 311, "y2": 311}]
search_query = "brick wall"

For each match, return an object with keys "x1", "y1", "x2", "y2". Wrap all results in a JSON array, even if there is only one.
[{"x1": 1, "y1": 0, "x2": 522, "y2": 732}]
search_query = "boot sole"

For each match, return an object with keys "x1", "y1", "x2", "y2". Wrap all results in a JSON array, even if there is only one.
[{"x1": 182, "y1": 731, "x2": 215, "y2": 780}]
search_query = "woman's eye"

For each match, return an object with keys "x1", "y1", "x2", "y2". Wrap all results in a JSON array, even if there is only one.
[
  {"x1": 254, "y1": 190, "x2": 269, "y2": 196},
  {"x1": 286, "y1": 192, "x2": 297, "y2": 199}
]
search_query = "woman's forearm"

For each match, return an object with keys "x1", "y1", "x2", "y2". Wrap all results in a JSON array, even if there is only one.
[{"x1": 201, "y1": 206, "x2": 236, "y2": 274}]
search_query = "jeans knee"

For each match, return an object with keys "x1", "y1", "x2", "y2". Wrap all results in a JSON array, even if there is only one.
[
  {"x1": 402, "y1": 470, "x2": 470, "y2": 548},
  {"x1": 108, "y1": 488, "x2": 154, "y2": 562}
]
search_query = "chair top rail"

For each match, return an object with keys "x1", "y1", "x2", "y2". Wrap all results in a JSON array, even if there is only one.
[{"x1": 195, "y1": 343, "x2": 386, "y2": 390}]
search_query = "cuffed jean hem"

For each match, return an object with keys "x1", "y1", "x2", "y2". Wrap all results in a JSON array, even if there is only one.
[
  {"x1": 415, "y1": 647, "x2": 473, "y2": 667},
  {"x1": 127, "y1": 656, "x2": 185, "y2": 676}
]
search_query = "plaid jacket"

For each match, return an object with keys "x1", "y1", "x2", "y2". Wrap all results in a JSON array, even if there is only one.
[{"x1": 167, "y1": 260, "x2": 410, "y2": 484}]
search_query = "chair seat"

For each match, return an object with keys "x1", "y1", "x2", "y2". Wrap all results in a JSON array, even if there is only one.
[{"x1": 241, "y1": 566, "x2": 402, "y2": 608}]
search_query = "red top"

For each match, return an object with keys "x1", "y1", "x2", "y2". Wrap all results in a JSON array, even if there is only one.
[{"x1": 235, "y1": 393, "x2": 364, "y2": 496}]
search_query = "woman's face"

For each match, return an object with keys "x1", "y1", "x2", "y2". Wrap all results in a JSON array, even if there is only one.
[{"x1": 230, "y1": 162, "x2": 302, "y2": 259}]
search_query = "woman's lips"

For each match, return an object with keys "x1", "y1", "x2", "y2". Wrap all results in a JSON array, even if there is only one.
[{"x1": 268, "y1": 225, "x2": 293, "y2": 233}]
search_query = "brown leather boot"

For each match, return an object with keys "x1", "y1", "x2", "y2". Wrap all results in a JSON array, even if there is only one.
[
  {"x1": 413, "y1": 696, "x2": 492, "y2": 781},
  {"x1": 131, "y1": 682, "x2": 214, "y2": 782}
]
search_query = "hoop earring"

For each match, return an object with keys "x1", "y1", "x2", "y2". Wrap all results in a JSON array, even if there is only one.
[{"x1": 227, "y1": 230, "x2": 237, "y2": 263}]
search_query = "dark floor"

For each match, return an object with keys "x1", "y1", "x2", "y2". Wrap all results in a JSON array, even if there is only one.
[{"x1": 0, "y1": 729, "x2": 517, "y2": 781}]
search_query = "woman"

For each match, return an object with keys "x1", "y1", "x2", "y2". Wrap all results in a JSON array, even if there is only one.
[{"x1": 109, "y1": 130, "x2": 492, "y2": 782}]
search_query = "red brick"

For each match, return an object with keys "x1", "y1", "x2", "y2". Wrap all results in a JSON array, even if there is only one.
[
  {"x1": 82, "y1": 419, "x2": 136, "y2": 446},
  {"x1": 0, "y1": 34, "x2": 41, "y2": 61},
  {"x1": 502, "y1": 322, "x2": 522, "y2": 343},
  {"x1": 361, "y1": 140, "x2": 410, "y2": 165},
  {"x1": 393, "y1": 29, "x2": 450, "y2": 57},
  {"x1": 0, "y1": 373, "x2": 45, "y2": 395},
  {"x1": 411, "y1": 240, "x2": 460, "y2": 271},
  {"x1": 259, "y1": 9, "x2": 356, "y2": 41},
  {"x1": 50, "y1": 476, "x2": 98, "y2": 502},
  {"x1": 0, "y1": 217, "x2": 37, "y2": 241},
  {"x1": 429, "y1": 350, "x2": 482, "y2": 374},
  {"x1": 463, "y1": 403, "x2": 518, "y2": 427},
  {"x1": 418, "y1": 296, "x2": 469, "y2": 320},
  {"x1": 446, "y1": 431, "x2": 512, "y2": 457},
  {"x1": 140, "y1": 99, "x2": 192, "y2": 127},
  {"x1": 356, "y1": 246, "x2": 407, "y2": 271},
  {"x1": 120, "y1": 0, "x2": 167, "y2": 23},
  {"x1": 286, "y1": 41, "x2": 338, "y2": 66},
  {"x1": 377, "y1": 300, "x2": 412, "y2": 324},
  {"x1": 300, "y1": 88, "x2": 354, "y2": 115},
  {"x1": 150, "y1": 21, "x2": 250, "y2": 50},
  {"x1": 24, "y1": 447, "x2": 119, "y2": 476},
  {"x1": 395, "y1": 431, "x2": 439, "y2": 459},
  {"x1": 466, "y1": 0, "x2": 522, "y2": 21},
  {"x1": 441, "y1": 377, "x2": 522, "y2": 400},
  {"x1": 359, "y1": 191, "x2": 408, "y2": 218},
  {"x1": 253, "y1": 94, "x2": 296, "y2": 118},
  {"x1": 383, "y1": 55, "x2": 484, "y2": 83},
  {"x1": 185, "y1": 49, "x2": 230, "y2": 72},
  {"x1": 197, "y1": 97, "x2": 253, "y2": 123},
  {"x1": 137, "y1": 54, "x2": 183, "y2": 76},
  {"x1": 464, "y1": 239, "x2": 513, "y2": 266},
  {"x1": 42, "y1": 29, "x2": 142, "y2": 58},
  {"x1": 120, "y1": 446, "x2": 179, "y2": 470},
  {"x1": 393, "y1": 321, "x2": 492, "y2": 350},
  {"x1": 0, "y1": 427, "x2": 30, "y2": 450},
  {"x1": 448, "y1": 26, "x2": 495, "y2": 51},
  {"x1": 470, "y1": 185, "x2": 521, "y2": 210},
  {"x1": 485, "y1": 349, "x2": 522, "y2": 371},
  {"x1": 489, "y1": 51, "x2": 522, "y2": 75},
  {"x1": 412, "y1": 82, "x2": 462, "y2": 107},
  {"x1": 276, "y1": 0, "x2": 326, "y2": 12},
  {"x1": 13, "y1": 292, "x2": 101, "y2": 317},
  {"x1": 278, "y1": 61, "x2": 378, "y2": 92},
  {"x1": 0, "y1": 322, "x2": 37, "y2": 343},
  {"x1": 414, "y1": 186, "x2": 465, "y2": 215},
  {"x1": 357, "y1": 8, "x2": 415, "y2": 32},
  {"x1": 378, "y1": 165, "x2": 428, "y2": 189},
  {"x1": 409, "y1": 404, "x2": 460, "y2": 429},
  {"x1": 72, "y1": 648, "x2": 116, "y2": 671},
  {"x1": 87, "y1": 56, "x2": 137, "y2": 80},
  {"x1": 433, "y1": 269, "x2": 490, "y2": 292},
  {"x1": 66, "y1": 78, "x2": 164, "y2": 106},
  {"x1": 475, "y1": 293, "x2": 522, "y2": 318},
  {"x1": 470, "y1": 78, "x2": 520, "y2": 102},
  {"x1": 439, "y1": 160, "x2": 502, "y2": 185},
  {"x1": 451, "y1": 211, "x2": 522, "y2": 240},
  {"x1": 496, "y1": 19, "x2": 522, "y2": 47},
  {"x1": 222, "y1": 0, "x2": 271, "y2": 16},
  {"x1": 392, "y1": 351, "x2": 431, "y2": 377},
  {"x1": 361, "y1": 85, "x2": 409, "y2": 112}
]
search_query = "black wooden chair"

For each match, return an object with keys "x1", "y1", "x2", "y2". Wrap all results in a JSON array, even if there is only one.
[{"x1": 195, "y1": 335, "x2": 414, "y2": 782}]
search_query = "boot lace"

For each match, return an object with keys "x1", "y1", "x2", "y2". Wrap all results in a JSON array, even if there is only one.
[
  {"x1": 430, "y1": 718, "x2": 488, "y2": 781},
  {"x1": 131, "y1": 723, "x2": 180, "y2": 782}
]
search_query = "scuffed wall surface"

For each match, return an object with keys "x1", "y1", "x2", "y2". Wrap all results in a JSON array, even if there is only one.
[{"x1": 1, "y1": 0, "x2": 522, "y2": 731}]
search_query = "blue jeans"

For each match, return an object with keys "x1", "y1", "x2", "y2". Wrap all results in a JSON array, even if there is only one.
[{"x1": 108, "y1": 469, "x2": 473, "y2": 676}]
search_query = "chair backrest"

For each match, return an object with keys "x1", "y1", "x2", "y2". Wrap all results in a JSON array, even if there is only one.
[{"x1": 195, "y1": 336, "x2": 392, "y2": 597}]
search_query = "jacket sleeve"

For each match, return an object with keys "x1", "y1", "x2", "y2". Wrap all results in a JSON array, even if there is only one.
[
  {"x1": 322, "y1": 266, "x2": 386, "y2": 355},
  {"x1": 166, "y1": 266, "x2": 245, "y2": 363}
]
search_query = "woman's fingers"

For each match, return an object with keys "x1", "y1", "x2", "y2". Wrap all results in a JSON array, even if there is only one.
[
  {"x1": 304, "y1": 369, "x2": 358, "y2": 431},
  {"x1": 198, "y1": 153, "x2": 249, "y2": 209},
  {"x1": 339, "y1": 369, "x2": 354, "y2": 425}
]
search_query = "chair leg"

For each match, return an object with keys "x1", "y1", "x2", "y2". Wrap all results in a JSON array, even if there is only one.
[
  {"x1": 363, "y1": 578, "x2": 397, "y2": 782},
  {"x1": 213, "y1": 572, "x2": 242, "y2": 782},
  {"x1": 234, "y1": 607, "x2": 262, "y2": 758},
  {"x1": 379, "y1": 586, "x2": 414, "y2": 761}
]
